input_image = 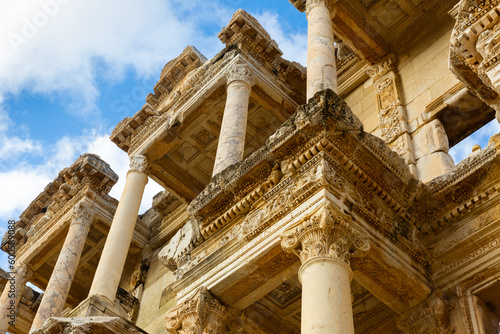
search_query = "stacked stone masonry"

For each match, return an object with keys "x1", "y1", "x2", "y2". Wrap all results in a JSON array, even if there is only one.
[{"x1": 2, "y1": 1, "x2": 500, "y2": 334}]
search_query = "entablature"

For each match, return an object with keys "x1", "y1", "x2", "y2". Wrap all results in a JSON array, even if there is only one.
[{"x1": 164, "y1": 90, "x2": 433, "y2": 314}]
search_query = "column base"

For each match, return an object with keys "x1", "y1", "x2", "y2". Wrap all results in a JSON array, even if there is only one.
[{"x1": 67, "y1": 295, "x2": 131, "y2": 323}]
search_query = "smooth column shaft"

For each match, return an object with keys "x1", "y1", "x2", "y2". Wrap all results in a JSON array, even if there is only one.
[
  {"x1": 307, "y1": 2, "x2": 337, "y2": 99},
  {"x1": 88, "y1": 170, "x2": 147, "y2": 303},
  {"x1": 299, "y1": 258, "x2": 354, "y2": 334},
  {"x1": 213, "y1": 80, "x2": 251, "y2": 176},
  {"x1": 30, "y1": 222, "x2": 90, "y2": 331}
]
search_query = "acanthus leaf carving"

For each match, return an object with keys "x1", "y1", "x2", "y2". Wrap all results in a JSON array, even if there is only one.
[
  {"x1": 165, "y1": 287, "x2": 227, "y2": 334},
  {"x1": 129, "y1": 155, "x2": 150, "y2": 174},
  {"x1": 281, "y1": 201, "x2": 369, "y2": 265},
  {"x1": 226, "y1": 63, "x2": 255, "y2": 87},
  {"x1": 71, "y1": 201, "x2": 94, "y2": 229}
]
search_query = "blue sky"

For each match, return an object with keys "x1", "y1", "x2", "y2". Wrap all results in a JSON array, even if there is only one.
[
  {"x1": 0, "y1": 0, "x2": 308, "y2": 223},
  {"x1": 0, "y1": 0, "x2": 498, "y2": 273},
  {"x1": 0, "y1": 0, "x2": 310, "y2": 273}
]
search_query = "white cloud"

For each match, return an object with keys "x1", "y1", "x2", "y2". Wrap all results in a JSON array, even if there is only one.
[
  {"x1": 253, "y1": 11, "x2": 307, "y2": 66},
  {"x1": 0, "y1": 0, "x2": 228, "y2": 114},
  {"x1": 0, "y1": 131, "x2": 163, "y2": 222},
  {"x1": 449, "y1": 119, "x2": 500, "y2": 163},
  {"x1": 86, "y1": 135, "x2": 164, "y2": 213}
]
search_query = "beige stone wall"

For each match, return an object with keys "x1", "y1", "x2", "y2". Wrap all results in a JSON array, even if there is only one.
[
  {"x1": 398, "y1": 16, "x2": 459, "y2": 125},
  {"x1": 343, "y1": 15, "x2": 460, "y2": 139},
  {"x1": 137, "y1": 256, "x2": 175, "y2": 334},
  {"x1": 344, "y1": 78, "x2": 378, "y2": 133}
]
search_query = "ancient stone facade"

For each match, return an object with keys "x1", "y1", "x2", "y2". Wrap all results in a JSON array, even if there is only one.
[{"x1": 2, "y1": 2, "x2": 500, "y2": 334}]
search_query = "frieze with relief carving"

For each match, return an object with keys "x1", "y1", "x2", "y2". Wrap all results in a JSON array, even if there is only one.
[
  {"x1": 450, "y1": 0, "x2": 500, "y2": 121},
  {"x1": 165, "y1": 287, "x2": 227, "y2": 334}
]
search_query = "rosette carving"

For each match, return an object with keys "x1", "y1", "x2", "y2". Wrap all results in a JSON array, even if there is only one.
[
  {"x1": 226, "y1": 64, "x2": 255, "y2": 86},
  {"x1": 129, "y1": 155, "x2": 150, "y2": 174},
  {"x1": 166, "y1": 287, "x2": 227, "y2": 334},
  {"x1": 281, "y1": 203, "x2": 369, "y2": 265}
]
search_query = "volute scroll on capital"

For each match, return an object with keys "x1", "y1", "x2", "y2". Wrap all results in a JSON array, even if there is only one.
[
  {"x1": 165, "y1": 286, "x2": 227, "y2": 334},
  {"x1": 129, "y1": 155, "x2": 151, "y2": 175},
  {"x1": 226, "y1": 63, "x2": 255, "y2": 87},
  {"x1": 281, "y1": 203, "x2": 370, "y2": 266},
  {"x1": 70, "y1": 201, "x2": 95, "y2": 228}
]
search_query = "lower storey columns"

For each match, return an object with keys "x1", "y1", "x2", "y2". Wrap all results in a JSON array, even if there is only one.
[
  {"x1": 212, "y1": 63, "x2": 254, "y2": 176},
  {"x1": 88, "y1": 155, "x2": 149, "y2": 304},
  {"x1": 0, "y1": 263, "x2": 32, "y2": 332},
  {"x1": 30, "y1": 202, "x2": 95, "y2": 332},
  {"x1": 281, "y1": 203, "x2": 369, "y2": 333},
  {"x1": 305, "y1": 0, "x2": 337, "y2": 99}
]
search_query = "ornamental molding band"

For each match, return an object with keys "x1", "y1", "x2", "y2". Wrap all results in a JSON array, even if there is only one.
[
  {"x1": 397, "y1": 292, "x2": 454, "y2": 334},
  {"x1": 226, "y1": 63, "x2": 255, "y2": 87},
  {"x1": 165, "y1": 286, "x2": 227, "y2": 334},
  {"x1": 70, "y1": 202, "x2": 95, "y2": 229},
  {"x1": 289, "y1": 0, "x2": 331, "y2": 12},
  {"x1": 449, "y1": 0, "x2": 500, "y2": 122},
  {"x1": 129, "y1": 155, "x2": 150, "y2": 174},
  {"x1": 455, "y1": 266, "x2": 500, "y2": 334},
  {"x1": 366, "y1": 54, "x2": 416, "y2": 172},
  {"x1": 281, "y1": 202, "x2": 370, "y2": 266},
  {"x1": 30, "y1": 316, "x2": 148, "y2": 334}
]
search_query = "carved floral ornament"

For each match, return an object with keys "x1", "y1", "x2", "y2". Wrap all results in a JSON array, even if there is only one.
[
  {"x1": 226, "y1": 63, "x2": 255, "y2": 86},
  {"x1": 281, "y1": 202, "x2": 370, "y2": 266},
  {"x1": 70, "y1": 202, "x2": 95, "y2": 228},
  {"x1": 166, "y1": 286, "x2": 227, "y2": 334},
  {"x1": 290, "y1": 0, "x2": 332, "y2": 12},
  {"x1": 366, "y1": 54, "x2": 398, "y2": 83},
  {"x1": 129, "y1": 155, "x2": 150, "y2": 174},
  {"x1": 450, "y1": 0, "x2": 500, "y2": 121}
]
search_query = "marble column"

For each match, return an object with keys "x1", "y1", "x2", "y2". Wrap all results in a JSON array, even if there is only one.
[
  {"x1": 212, "y1": 64, "x2": 254, "y2": 176},
  {"x1": 0, "y1": 263, "x2": 32, "y2": 333},
  {"x1": 30, "y1": 202, "x2": 94, "y2": 332},
  {"x1": 88, "y1": 155, "x2": 149, "y2": 304},
  {"x1": 281, "y1": 204, "x2": 369, "y2": 334},
  {"x1": 305, "y1": 0, "x2": 337, "y2": 99}
]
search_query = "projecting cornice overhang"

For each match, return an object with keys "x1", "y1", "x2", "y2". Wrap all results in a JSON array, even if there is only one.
[
  {"x1": 289, "y1": 0, "x2": 457, "y2": 64},
  {"x1": 173, "y1": 89, "x2": 434, "y2": 312},
  {"x1": 188, "y1": 89, "x2": 423, "y2": 239},
  {"x1": 110, "y1": 10, "x2": 307, "y2": 204}
]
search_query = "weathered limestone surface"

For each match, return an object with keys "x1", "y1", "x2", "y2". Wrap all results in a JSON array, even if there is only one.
[
  {"x1": 450, "y1": 0, "x2": 500, "y2": 122},
  {"x1": 0, "y1": 264, "x2": 32, "y2": 333},
  {"x1": 4, "y1": 4, "x2": 500, "y2": 334},
  {"x1": 89, "y1": 155, "x2": 149, "y2": 304},
  {"x1": 305, "y1": 0, "x2": 337, "y2": 99},
  {"x1": 31, "y1": 316, "x2": 147, "y2": 334},
  {"x1": 30, "y1": 203, "x2": 94, "y2": 332},
  {"x1": 281, "y1": 203, "x2": 369, "y2": 334},
  {"x1": 213, "y1": 63, "x2": 254, "y2": 176}
]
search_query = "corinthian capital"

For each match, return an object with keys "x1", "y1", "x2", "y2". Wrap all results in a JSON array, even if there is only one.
[
  {"x1": 129, "y1": 155, "x2": 150, "y2": 174},
  {"x1": 227, "y1": 64, "x2": 255, "y2": 86},
  {"x1": 13, "y1": 263, "x2": 33, "y2": 285},
  {"x1": 71, "y1": 202, "x2": 95, "y2": 228},
  {"x1": 166, "y1": 287, "x2": 227, "y2": 334},
  {"x1": 289, "y1": 0, "x2": 330, "y2": 12},
  {"x1": 281, "y1": 203, "x2": 369, "y2": 265}
]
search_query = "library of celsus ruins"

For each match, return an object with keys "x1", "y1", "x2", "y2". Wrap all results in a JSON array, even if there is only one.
[{"x1": 1, "y1": 0, "x2": 500, "y2": 332}]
